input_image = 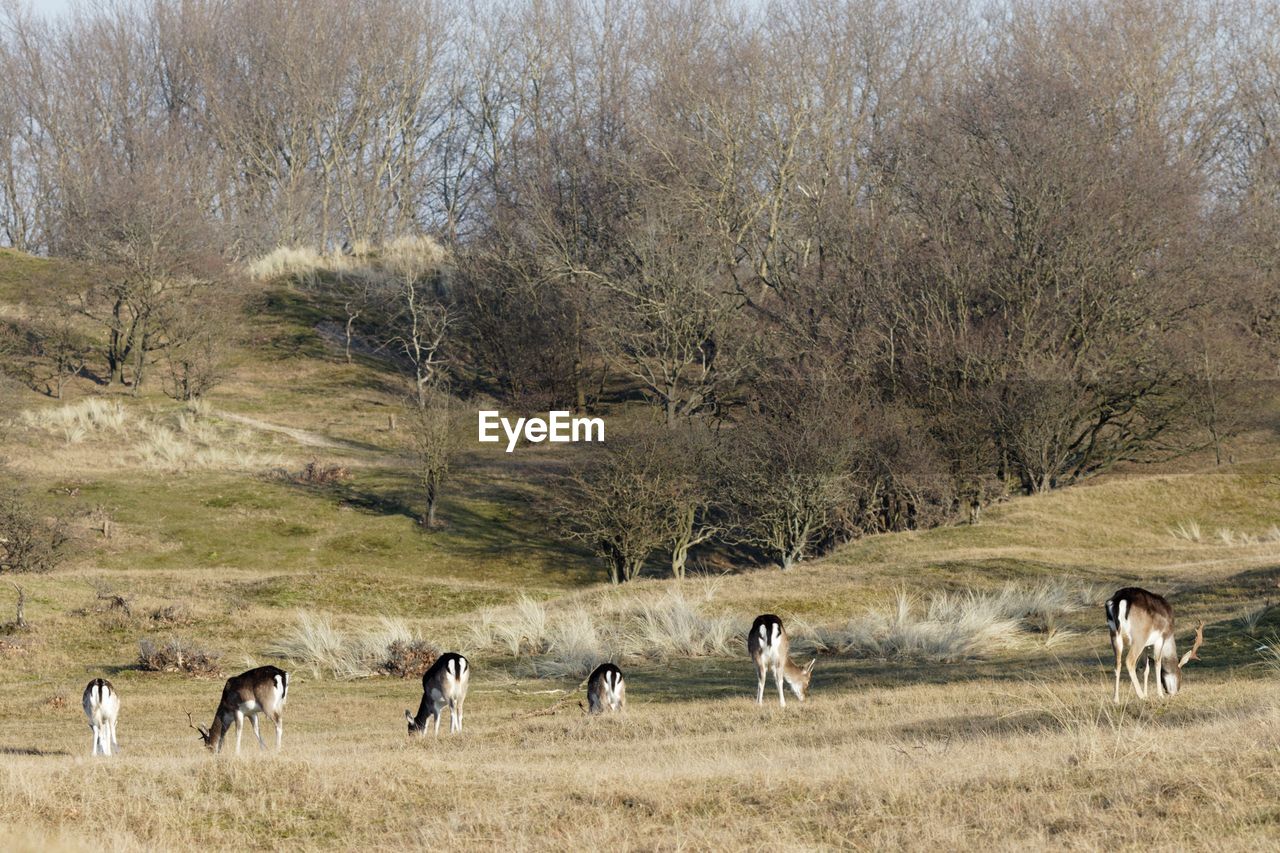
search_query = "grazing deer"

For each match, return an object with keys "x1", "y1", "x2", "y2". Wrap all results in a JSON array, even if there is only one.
[
  {"x1": 405, "y1": 652, "x2": 469, "y2": 736},
  {"x1": 586, "y1": 663, "x2": 626, "y2": 714},
  {"x1": 1105, "y1": 587, "x2": 1204, "y2": 702},
  {"x1": 82, "y1": 678, "x2": 120, "y2": 757},
  {"x1": 191, "y1": 666, "x2": 288, "y2": 754},
  {"x1": 748, "y1": 614, "x2": 814, "y2": 707}
]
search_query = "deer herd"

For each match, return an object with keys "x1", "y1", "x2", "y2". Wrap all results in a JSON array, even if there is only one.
[{"x1": 80, "y1": 586, "x2": 1207, "y2": 757}]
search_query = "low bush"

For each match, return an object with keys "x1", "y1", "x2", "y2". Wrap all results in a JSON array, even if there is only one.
[
  {"x1": 137, "y1": 636, "x2": 222, "y2": 676},
  {"x1": 0, "y1": 487, "x2": 68, "y2": 574}
]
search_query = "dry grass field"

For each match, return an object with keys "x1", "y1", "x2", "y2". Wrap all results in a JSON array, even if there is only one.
[{"x1": 1, "y1": 252, "x2": 1279, "y2": 850}]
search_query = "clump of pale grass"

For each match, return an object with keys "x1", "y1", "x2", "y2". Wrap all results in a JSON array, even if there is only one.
[
  {"x1": 620, "y1": 587, "x2": 738, "y2": 660},
  {"x1": 468, "y1": 586, "x2": 739, "y2": 678},
  {"x1": 21, "y1": 398, "x2": 127, "y2": 442},
  {"x1": 467, "y1": 595, "x2": 550, "y2": 657},
  {"x1": 247, "y1": 246, "x2": 343, "y2": 282},
  {"x1": 270, "y1": 612, "x2": 440, "y2": 679},
  {"x1": 136, "y1": 419, "x2": 272, "y2": 471},
  {"x1": 1172, "y1": 521, "x2": 1280, "y2": 547},
  {"x1": 20, "y1": 397, "x2": 272, "y2": 471},
  {"x1": 534, "y1": 605, "x2": 612, "y2": 678},
  {"x1": 470, "y1": 581, "x2": 1091, "y2": 674},
  {"x1": 819, "y1": 581, "x2": 1095, "y2": 662},
  {"x1": 1239, "y1": 600, "x2": 1276, "y2": 634},
  {"x1": 247, "y1": 235, "x2": 447, "y2": 284},
  {"x1": 1255, "y1": 633, "x2": 1280, "y2": 675},
  {"x1": 1216, "y1": 527, "x2": 1260, "y2": 546}
]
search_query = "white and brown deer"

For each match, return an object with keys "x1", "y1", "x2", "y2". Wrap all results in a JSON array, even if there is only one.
[
  {"x1": 405, "y1": 652, "x2": 469, "y2": 736},
  {"x1": 748, "y1": 614, "x2": 814, "y2": 707},
  {"x1": 1105, "y1": 587, "x2": 1204, "y2": 702},
  {"x1": 191, "y1": 665, "x2": 288, "y2": 754},
  {"x1": 586, "y1": 663, "x2": 626, "y2": 714},
  {"x1": 82, "y1": 678, "x2": 120, "y2": 757}
]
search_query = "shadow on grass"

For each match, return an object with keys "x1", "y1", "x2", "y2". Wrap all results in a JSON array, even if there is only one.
[{"x1": 0, "y1": 746, "x2": 72, "y2": 757}]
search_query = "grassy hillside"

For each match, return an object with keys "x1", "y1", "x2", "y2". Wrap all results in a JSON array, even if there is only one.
[{"x1": 1, "y1": 250, "x2": 1279, "y2": 850}]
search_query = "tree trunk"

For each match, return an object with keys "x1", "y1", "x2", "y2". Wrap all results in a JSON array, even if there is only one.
[
  {"x1": 13, "y1": 584, "x2": 26, "y2": 629},
  {"x1": 423, "y1": 483, "x2": 438, "y2": 528},
  {"x1": 670, "y1": 543, "x2": 688, "y2": 579}
]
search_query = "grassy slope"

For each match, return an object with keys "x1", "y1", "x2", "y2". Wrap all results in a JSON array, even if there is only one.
[{"x1": 0, "y1": 250, "x2": 1279, "y2": 850}]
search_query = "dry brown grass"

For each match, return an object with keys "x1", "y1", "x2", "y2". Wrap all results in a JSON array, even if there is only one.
[{"x1": 0, "y1": 670, "x2": 1276, "y2": 850}]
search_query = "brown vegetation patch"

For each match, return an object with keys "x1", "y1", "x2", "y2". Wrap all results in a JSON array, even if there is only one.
[{"x1": 137, "y1": 636, "x2": 221, "y2": 676}]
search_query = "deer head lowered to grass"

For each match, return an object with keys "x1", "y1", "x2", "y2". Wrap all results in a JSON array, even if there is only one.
[{"x1": 1105, "y1": 587, "x2": 1204, "y2": 701}]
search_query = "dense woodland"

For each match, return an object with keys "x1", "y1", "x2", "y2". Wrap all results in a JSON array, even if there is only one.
[{"x1": 1, "y1": 0, "x2": 1279, "y2": 579}]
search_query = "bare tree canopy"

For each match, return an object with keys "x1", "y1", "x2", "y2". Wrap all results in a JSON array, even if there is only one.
[{"x1": 1, "y1": 0, "x2": 1277, "y2": 570}]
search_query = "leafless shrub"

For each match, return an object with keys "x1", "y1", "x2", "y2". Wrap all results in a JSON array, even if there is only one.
[
  {"x1": 377, "y1": 638, "x2": 441, "y2": 679},
  {"x1": 148, "y1": 602, "x2": 193, "y2": 627},
  {"x1": 137, "y1": 636, "x2": 221, "y2": 676},
  {"x1": 269, "y1": 461, "x2": 351, "y2": 487},
  {"x1": 0, "y1": 487, "x2": 69, "y2": 574}
]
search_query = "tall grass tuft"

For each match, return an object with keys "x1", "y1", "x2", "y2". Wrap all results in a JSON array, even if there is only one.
[
  {"x1": 816, "y1": 581, "x2": 1096, "y2": 662},
  {"x1": 621, "y1": 587, "x2": 739, "y2": 660},
  {"x1": 22, "y1": 398, "x2": 128, "y2": 442},
  {"x1": 1169, "y1": 520, "x2": 1202, "y2": 542},
  {"x1": 468, "y1": 587, "x2": 740, "y2": 677},
  {"x1": 247, "y1": 235, "x2": 447, "y2": 284},
  {"x1": 269, "y1": 612, "x2": 439, "y2": 680},
  {"x1": 1256, "y1": 633, "x2": 1280, "y2": 675},
  {"x1": 534, "y1": 606, "x2": 612, "y2": 678}
]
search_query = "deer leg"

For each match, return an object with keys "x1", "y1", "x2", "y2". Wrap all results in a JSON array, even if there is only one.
[
  {"x1": 252, "y1": 714, "x2": 267, "y2": 750},
  {"x1": 456, "y1": 696, "x2": 464, "y2": 732},
  {"x1": 433, "y1": 706, "x2": 442, "y2": 737},
  {"x1": 1111, "y1": 631, "x2": 1124, "y2": 703},
  {"x1": 1125, "y1": 645, "x2": 1146, "y2": 700},
  {"x1": 775, "y1": 663, "x2": 786, "y2": 708},
  {"x1": 234, "y1": 710, "x2": 245, "y2": 754},
  {"x1": 273, "y1": 713, "x2": 282, "y2": 749},
  {"x1": 1143, "y1": 656, "x2": 1150, "y2": 696},
  {"x1": 110, "y1": 719, "x2": 119, "y2": 755},
  {"x1": 1154, "y1": 655, "x2": 1164, "y2": 698},
  {"x1": 755, "y1": 662, "x2": 766, "y2": 705},
  {"x1": 90, "y1": 724, "x2": 100, "y2": 756}
]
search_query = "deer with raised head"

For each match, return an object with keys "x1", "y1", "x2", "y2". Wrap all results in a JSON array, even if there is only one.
[
  {"x1": 405, "y1": 652, "x2": 469, "y2": 736},
  {"x1": 748, "y1": 614, "x2": 814, "y2": 707},
  {"x1": 1105, "y1": 587, "x2": 1204, "y2": 702},
  {"x1": 82, "y1": 678, "x2": 119, "y2": 757},
  {"x1": 191, "y1": 665, "x2": 288, "y2": 754},
  {"x1": 586, "y1": 663, "x2": 626, "y2": 714}
]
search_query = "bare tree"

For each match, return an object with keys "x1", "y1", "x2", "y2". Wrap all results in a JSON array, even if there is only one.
[
  {"x1": 557, "y1": 437, "x2": 671, "y2": 583},
  {"x1": 597, "y1": 202, "x2": 754, "y2": 426},
  {"x1": 724, "y1": 378, "x2": 860, "y2": 570},
  {"x1": 378, "y1": 239, "x2": 452, "y2": 407},
  {"x1": 31, "y1": 299, "x2": 89, "y2": 399},
  {"x1": 59, "y1": 159, "x2": 223, "y2": 391},
  {"x1": 0, "y1": 486, "x2": 67, "y2": 575},
  {"x1": 403, "y1": 386, "x2": 457, "y2": 529}
]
